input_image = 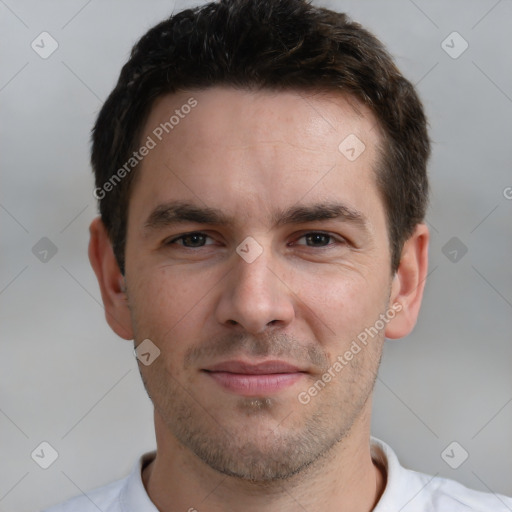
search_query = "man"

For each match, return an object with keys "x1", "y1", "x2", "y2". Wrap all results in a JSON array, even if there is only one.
[{"x1": 44, "y1": 0, "x2": 512, "y2": 510}]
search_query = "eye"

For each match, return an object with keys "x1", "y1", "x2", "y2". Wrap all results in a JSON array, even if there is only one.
[
  {"x1": 293, "y1": 232, "x2": 344, "y2": 247},
  {"x1": 165, "y1": 232, "x2": 215, "y2": 248}
]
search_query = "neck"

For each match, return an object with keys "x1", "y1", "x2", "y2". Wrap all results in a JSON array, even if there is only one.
[{"x1": 143, "y1": 408, "x2": 386, "y2": 512}]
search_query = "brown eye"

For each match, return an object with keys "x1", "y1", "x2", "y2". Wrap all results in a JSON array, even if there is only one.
[
  {"x1": 295, "y1": 232, "x2": 341, "y2": 247},
  {"x1": 167, "y1": 232, "x2": 213, "y2": 248},
  {"x1": 304, "y1": 233, "x2": 331, "y2": 247}
]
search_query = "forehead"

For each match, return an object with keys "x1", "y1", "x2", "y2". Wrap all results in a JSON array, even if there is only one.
[
  {"x1": 129, "y1": 86, "x2": 385, "y2": 232},
  {"x1": 144, "y1": 86, "x2": 381, "y2": 153}
]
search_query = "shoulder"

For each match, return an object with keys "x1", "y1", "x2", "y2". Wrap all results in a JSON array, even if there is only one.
[
  {"x1": 41, "y1": 477, "x2": 126, "y2": 512},
  {"x1": 41, "y1": 451, "x2": 157, "y2": 512},
  {"x1": 404, "y1": 468, "x2": 512, "y2": 511},
  {"x1": 371, "y1": 437, "x2": 512, "y2": 512}
]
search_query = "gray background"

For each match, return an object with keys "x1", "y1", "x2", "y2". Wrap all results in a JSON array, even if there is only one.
[{"x1": 1, "y1": 0, "x2": 511, "y2": 510}]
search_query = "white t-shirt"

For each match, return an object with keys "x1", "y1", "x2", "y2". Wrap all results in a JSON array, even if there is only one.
[{"x1": 42, "y1": 437, "x2": 512, "y2": 511}]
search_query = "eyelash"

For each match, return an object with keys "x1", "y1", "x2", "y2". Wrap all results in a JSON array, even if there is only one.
[{"x1": 165, "y1": 231, "x2": 346, "y2": 249}]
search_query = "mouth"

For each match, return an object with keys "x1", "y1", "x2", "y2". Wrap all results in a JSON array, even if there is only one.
[{"x1": 202, "y1": 360, "x2": 307, "y2": 396}]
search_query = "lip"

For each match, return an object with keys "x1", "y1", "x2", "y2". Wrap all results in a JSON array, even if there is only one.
[
  {"x1": 203, "y1": 360, "x2": 306, "y2": 396},
  {"x1": 205, "y1": 360, "x2": 302, "y2": 374}
]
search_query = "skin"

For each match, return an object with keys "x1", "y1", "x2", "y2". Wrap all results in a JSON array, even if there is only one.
[{"x1": 89, "y1": 86, "x2": 429, "y2": 512}]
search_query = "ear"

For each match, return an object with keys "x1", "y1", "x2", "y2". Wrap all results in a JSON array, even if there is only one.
[
  {"x1": 88, "y1": 216, "x2": 133, "y2": 340},
  {"x1": 385, "y1": 223, "x2": 429, "y2": 339}
]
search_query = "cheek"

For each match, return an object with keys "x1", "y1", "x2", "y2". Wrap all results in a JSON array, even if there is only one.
[
  {"x1": 129, "y1": 266, "x2": 213, "y2": 341},
  {"x1": 129, "y1": 268, "x2": 214, "y2": 385},
  {"x1": 292, "y1": 267, "x2": 389, "y2": 347}
]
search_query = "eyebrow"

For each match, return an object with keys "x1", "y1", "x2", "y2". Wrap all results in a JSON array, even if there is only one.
[
  {"x1": 144, "y1": 201, "x2": 233, "y2": 235},
  {"x1": 143, "y1": 200, "x2": 369, "y2": 236},
  {"x1": 272, "y1": 202, "x2": 367, "y2": 230}
]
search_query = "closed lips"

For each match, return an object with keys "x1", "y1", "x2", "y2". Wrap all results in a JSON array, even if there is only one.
[{"x1": 203, "y1": 360, "x2": 304, "y2": 374}]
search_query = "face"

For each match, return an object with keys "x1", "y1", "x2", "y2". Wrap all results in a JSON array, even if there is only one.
[{"x1": 123, "y1": 87, "x2": 395, "y2": 481}]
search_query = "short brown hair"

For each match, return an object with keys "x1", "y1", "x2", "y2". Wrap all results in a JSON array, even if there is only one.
[{"x1": 91, "y1": 0, "x2": 430, "y2": 274}]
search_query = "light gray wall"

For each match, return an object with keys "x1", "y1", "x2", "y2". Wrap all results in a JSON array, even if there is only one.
[{"x1": 1, "y1": 1, "x2": 511, "y2": 510}]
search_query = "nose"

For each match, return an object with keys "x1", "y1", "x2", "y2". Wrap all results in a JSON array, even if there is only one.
[{"x1": 214, "y1": 245, "x2": 295, "y2": 334}]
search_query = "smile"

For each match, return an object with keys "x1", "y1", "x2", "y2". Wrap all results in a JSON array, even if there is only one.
[{"x1": 202, "y1": 360, "x2": 306, "y2": 396}]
